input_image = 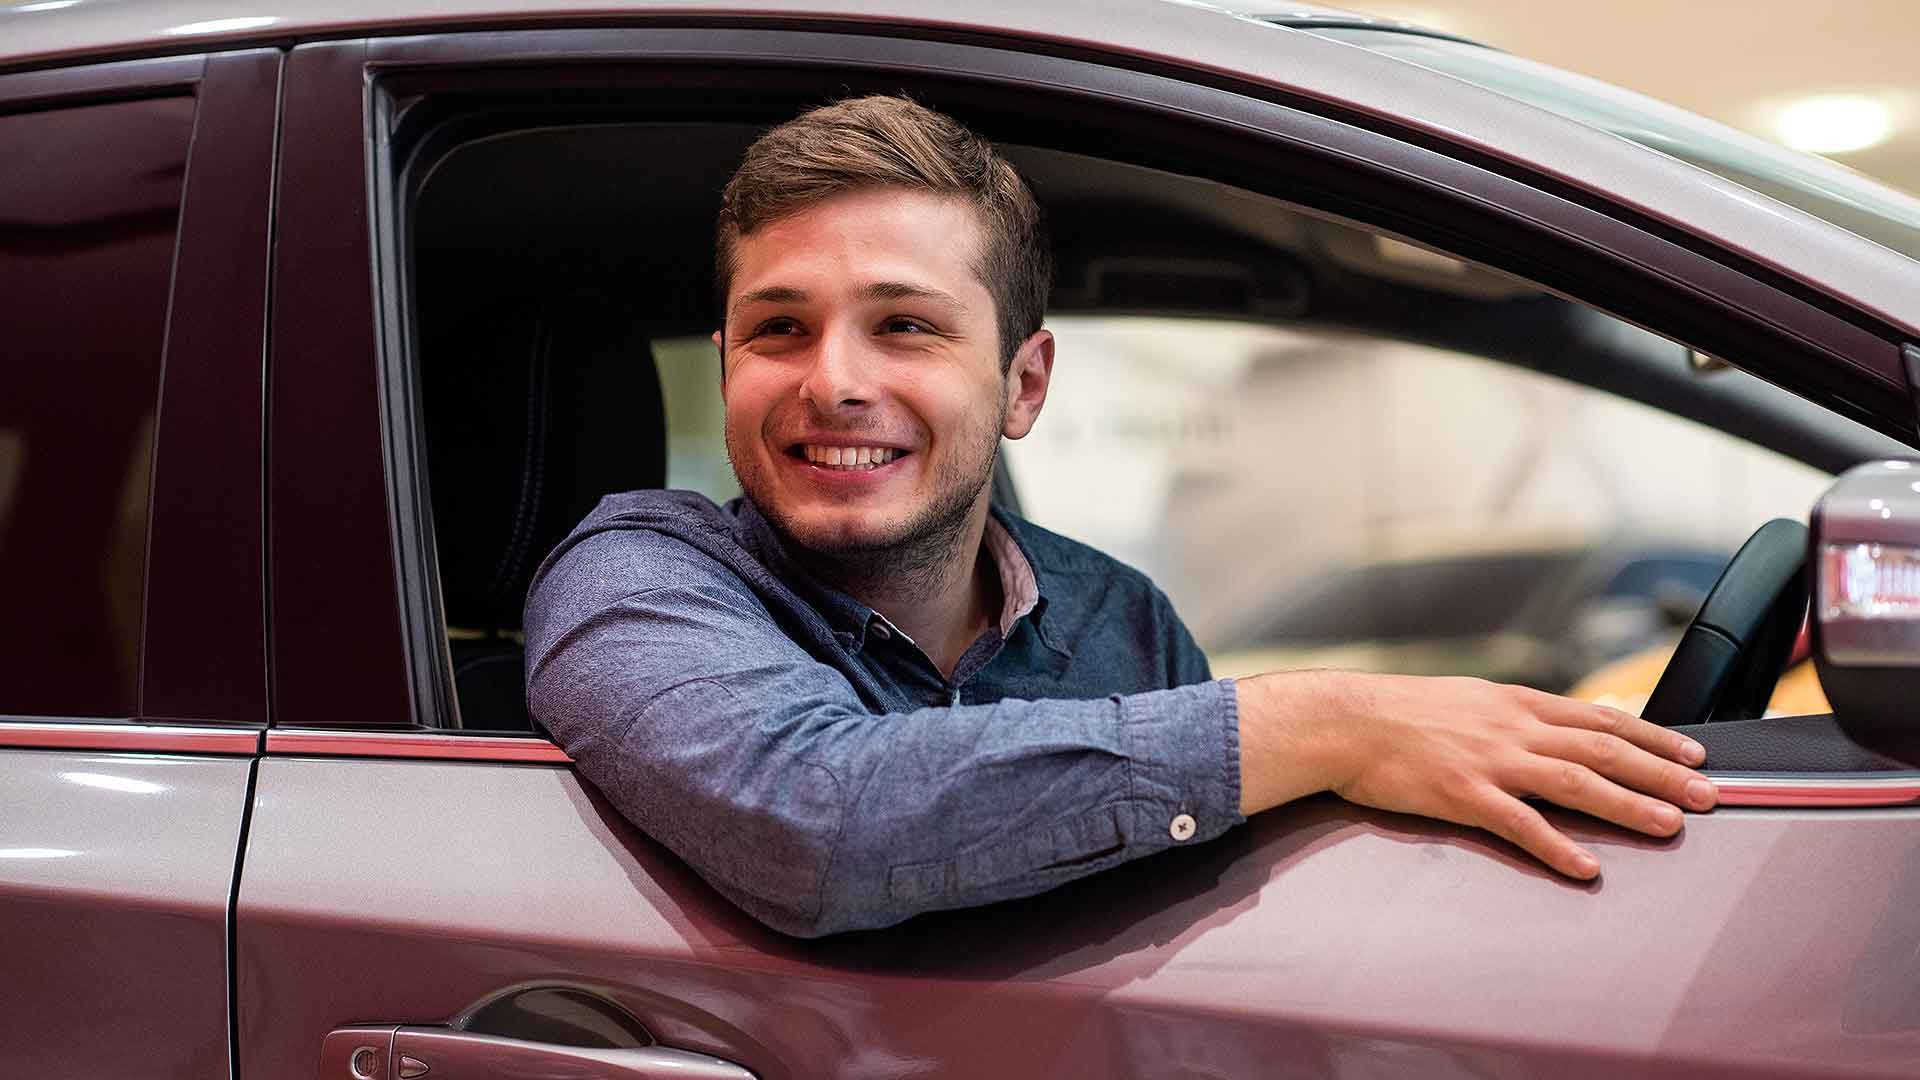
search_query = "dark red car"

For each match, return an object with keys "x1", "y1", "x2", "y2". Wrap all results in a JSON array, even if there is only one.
[{"x1": 5, "y1": 2, "x2": 1920, "y2": 1076}]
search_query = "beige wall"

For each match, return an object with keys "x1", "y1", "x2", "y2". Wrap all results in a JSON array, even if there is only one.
[{"x1": 1356, "y1": 1, "x2": 1919, "y2": 198}]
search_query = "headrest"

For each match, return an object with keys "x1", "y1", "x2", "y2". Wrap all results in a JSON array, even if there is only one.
[{"x1": 425, "y1": 293, "x2": 665, "y2": 632}]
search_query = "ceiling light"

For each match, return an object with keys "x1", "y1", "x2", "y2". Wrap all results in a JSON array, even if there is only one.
[{"x1": 1773, "y1": 94, "x2": 1896, "y2": 155}]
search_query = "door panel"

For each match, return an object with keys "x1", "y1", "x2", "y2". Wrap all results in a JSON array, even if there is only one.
[
  {"x1": 237, "y1": 756, "x2": 1105, "y2": 1079},
  {"x1": 0, "y1": 749, "x2": 252, "y2": 1077},
  {"x1": 238, "y1": 753, "x2": 1920, "y2": 1078}
]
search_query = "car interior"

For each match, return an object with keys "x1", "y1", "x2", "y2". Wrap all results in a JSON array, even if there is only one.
[{"x1": 398, "y1": 94, "x2": 1919, "y2": 774}]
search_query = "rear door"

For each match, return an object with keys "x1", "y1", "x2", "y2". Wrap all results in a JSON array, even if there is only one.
[{"x1": 0, "y1": 49, "x2": 276, "y2": 1075}]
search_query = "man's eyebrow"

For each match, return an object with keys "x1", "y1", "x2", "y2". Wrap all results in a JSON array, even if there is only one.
[
  {"x1": 860, "y1": 281, "x2": 970, "y2": 311},
  {"x1": 729, "y1": 282, "x2": 971, "y2": 320},
  {"x1": 730, "y1": 286, "x2": 810, "y2": 318}
]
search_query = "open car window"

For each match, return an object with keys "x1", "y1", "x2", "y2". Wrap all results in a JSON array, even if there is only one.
[
  {"x1": 651, "y1": 314, "x2": 1834, "y2": 707},
  {"x1": 401, "y1": 101, "x2": 1913, "y2": 778}
]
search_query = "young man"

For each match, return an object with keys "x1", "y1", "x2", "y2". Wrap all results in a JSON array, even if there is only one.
[{"x1": 524, "y1": 96, "x2": 1717, "y2": 938}]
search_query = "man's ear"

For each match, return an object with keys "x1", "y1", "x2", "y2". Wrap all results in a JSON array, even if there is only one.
[
  {"x1": 712, "y1": 328, "x2": 726, "y2": 386},
  {"x1": 1001, "y1": 328, "x2": 1055, "y2": 440}
]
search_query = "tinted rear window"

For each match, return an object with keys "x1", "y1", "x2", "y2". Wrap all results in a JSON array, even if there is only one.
[{"x1": 0, "y1": 96, "x2": 192, "y2": 717}]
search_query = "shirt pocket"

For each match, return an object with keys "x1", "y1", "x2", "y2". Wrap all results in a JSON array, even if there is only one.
[{"x1": 886, "y1": 801, "x2": 1131, "y2": 904}]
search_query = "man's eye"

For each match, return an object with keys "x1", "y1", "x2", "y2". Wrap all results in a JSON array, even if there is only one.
[
  {"x1": 752, "y1": 318, "x2": 802, "y2": 337},
  {"x1": 882, "y1": 317, "x2": 930, "y2": 334}
]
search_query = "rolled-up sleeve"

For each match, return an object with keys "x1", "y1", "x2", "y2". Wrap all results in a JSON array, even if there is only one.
[{"x1": 526, "y1": 529, "x2": 1242, "y2": 937}]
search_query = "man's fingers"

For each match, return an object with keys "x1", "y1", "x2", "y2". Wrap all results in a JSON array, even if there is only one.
[
  {"x1": 1516, "y1": 758, "x2": 1687, "y2": 838},
  {"x1": 1519, "y1": 688, "x2": 1707, "y2": 766},
  {"x1": 1531, "y1": 726, "x2": 1717, "y2": 813},
  {"x1": 1470, "y1": 787, "x2": 1598, "y2": 880}
]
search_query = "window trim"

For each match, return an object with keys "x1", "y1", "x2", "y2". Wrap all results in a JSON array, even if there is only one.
[
  {"x1": 0, "y1": 52, "x2": 202, "y2": 113},
  {"x1": 0, "y1": 719, "x2": 261, "y2": 755},
  {"x1": 143, "y1": 47, "x2": 281, "y2": 726}
]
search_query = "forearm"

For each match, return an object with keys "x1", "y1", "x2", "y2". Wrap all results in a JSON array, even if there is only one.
[{"x1": 1235, "y1": 670, "x2": 1356, "y2": 815}]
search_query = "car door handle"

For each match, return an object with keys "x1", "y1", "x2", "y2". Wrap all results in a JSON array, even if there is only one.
[{"x1": 322, "y1": 1023, "x2": 758, "y2": 1079}]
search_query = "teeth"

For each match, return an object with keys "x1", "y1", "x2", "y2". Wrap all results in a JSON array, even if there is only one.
[{"x1": 801, "y1": 445, "x2": 900, "y2": 469}]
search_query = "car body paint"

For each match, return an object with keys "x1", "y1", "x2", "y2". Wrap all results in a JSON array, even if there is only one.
[
  {"x1": 0, "y1": 750, "x2": 251, "y2": 1077},
  {"x1": 238, "y1": 757, "x2": 1920, "y2": 1077}
]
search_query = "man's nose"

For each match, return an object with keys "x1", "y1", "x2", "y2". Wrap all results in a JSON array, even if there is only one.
[{"x1": 797, "y1": 326, "x2": 876, "y2": 412}]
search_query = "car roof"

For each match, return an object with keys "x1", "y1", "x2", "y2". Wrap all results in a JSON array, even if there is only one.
[
  {"x1": 0, "y1": 0, "x2": 1446, "y2": 68},
  {"x1": 7, "y1": 0, "x2": 1917, "y2": 342}
]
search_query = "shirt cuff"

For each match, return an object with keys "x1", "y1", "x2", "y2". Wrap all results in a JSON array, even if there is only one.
[{"x1": 1120, "y1": 677, "x2": 1244, "y2": 852}]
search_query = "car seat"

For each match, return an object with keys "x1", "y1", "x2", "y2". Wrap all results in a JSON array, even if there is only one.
[{"x1": 425, "y1": 293, "x2": 665, "y2": 731}]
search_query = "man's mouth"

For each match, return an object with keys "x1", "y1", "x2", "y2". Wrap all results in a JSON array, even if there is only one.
[{"x1": 792, "y1": 445, "x2": 908, "y2": 471}]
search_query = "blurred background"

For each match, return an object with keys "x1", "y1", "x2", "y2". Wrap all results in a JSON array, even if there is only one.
[{"x1": 1358, "y1": 0, "x2": 1918, "y2": 197}]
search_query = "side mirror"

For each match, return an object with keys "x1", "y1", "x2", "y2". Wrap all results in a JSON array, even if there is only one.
[{"x1": 1810, "y1": 459, "x2": 1920, "y2": 733}]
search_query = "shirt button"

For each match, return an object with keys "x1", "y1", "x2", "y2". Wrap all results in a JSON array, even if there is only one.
[
  {"x1": 1169, "y1": 813, "x2": 1196, "y2": 842},
  {"x1": 870, "y1": 621, "x2": 891, "y2": 641}
]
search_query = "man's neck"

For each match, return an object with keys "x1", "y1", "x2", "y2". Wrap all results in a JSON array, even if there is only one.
[{"x1": 795, "y1": 500, "x2": 1000, "y2": 680}]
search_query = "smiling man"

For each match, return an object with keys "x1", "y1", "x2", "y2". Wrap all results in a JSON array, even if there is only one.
[
  {"x1": 714, "y1": 181, "x2": 1046, "y2": 678},
  {"x1": 524, "y1": 96, "x2": 1717, "y2": 938}
]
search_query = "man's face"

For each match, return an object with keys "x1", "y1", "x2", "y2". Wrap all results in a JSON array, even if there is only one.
[{"x1": 717, "y1": 187, "x2": 1052, "y2": 557}]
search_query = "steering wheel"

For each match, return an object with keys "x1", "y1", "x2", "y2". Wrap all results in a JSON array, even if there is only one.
[{"x1": 1641, "y1": 519, "x2": 1809, "y2": 728}]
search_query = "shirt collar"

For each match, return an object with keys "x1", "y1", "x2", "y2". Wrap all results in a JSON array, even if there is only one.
[
  {"x1": 982, "y1": 510, "x2": 1041, "y2": 637},
  {"x1": 728, "y1": 496, "x2": 1050, "y2": 650}
]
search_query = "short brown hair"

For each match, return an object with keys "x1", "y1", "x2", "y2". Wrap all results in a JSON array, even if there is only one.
[{"x1": 715, "y1": 95, "x2": 1050, "y2": 372}]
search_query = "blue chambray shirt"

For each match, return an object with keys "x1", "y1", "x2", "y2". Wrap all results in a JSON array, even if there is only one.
[{"x1": 524, "y1": 489, "x2": 1243, "y2": 937}]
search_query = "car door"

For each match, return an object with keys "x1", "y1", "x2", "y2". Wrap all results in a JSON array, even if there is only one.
[
  {"x1": 0, "y1": 49, "x2": 276, "y2": 1075},
  {"x1": 238, "y1": 12, "x2": 1920, "y2": 1079}
]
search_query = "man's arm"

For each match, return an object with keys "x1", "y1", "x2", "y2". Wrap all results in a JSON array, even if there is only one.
[
  {"x1": 526, "y1": 530, "x2": 1241, "y2": 937},
  {"x1": 530, "y1": 530, "x2": 1713, "y2": 937},
  {"x1": 1135, "y1": 582, "x2": 1709, "y2": 878}
]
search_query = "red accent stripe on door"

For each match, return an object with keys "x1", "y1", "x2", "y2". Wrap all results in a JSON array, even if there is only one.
[
  {"x1": 266, "y1": 730, "x2": 572, "y2": 763},
  {"x1": 1714, "y1": 777, "x2": 1920, "y2": 807},
  {"x1": 0, "y1": 721, "x2": 260, "y2": 755}
]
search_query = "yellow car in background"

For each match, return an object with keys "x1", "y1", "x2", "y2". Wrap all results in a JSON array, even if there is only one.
[{"x1": 1570, "y1": 623, "x2": 1831, "y2": 716}]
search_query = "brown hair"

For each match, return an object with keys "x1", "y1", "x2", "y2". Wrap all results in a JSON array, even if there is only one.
[{"x1": 715, "y1": 95, "x2": 1050, "y2": 372}]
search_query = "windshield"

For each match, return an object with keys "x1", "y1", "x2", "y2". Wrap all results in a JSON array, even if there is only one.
[{"x1": 1297, "y1": 26, "x2": 1920, "y2": 265}]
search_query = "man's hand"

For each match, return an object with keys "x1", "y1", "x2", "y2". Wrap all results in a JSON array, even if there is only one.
[{"x1": 1236, "y1": 670, "x2": 1717, "y2": 879}]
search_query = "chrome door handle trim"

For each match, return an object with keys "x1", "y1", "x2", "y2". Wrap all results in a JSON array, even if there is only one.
[{"x1": 392, "y1": 1025, "x2": 758, "y2": 1079}]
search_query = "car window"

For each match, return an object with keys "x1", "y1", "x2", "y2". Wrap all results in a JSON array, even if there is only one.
[
  {"x1": 404, "y1": 114, "x2": 1868, "y2": 732},
  {"x1": 0, "y1": 96, "x2": 193, "y2": 718},
  {"x1": 1307, "y1": 27, "x2": 1920, "y2": 264},
  {"x1": 648, "y1": 315, "x2": 1833, "y2": 697}
]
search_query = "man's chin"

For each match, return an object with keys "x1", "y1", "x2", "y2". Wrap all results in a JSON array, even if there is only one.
[{"x1": 774, "y1": 511, "x2": 914, "y2": 556}]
